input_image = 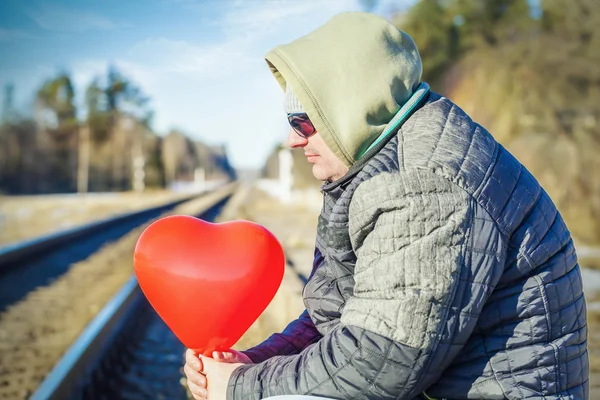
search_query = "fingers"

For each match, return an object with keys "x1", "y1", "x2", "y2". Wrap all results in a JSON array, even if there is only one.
[
  {"x1": 187, "y1": 379, "x2": 208, "y2": 399},
  {"x1": 184, "y1": 363, "x2": 207, "y2": 387},
  {"x1": 213, "y1": 350, "x2": 234, "y2": 362},
  {"x1": 213, "y1": 349, "x2": 252, "y2": 364},
  {"x1": 184, "y1": 361, "x2": 207, "y2": 400},
  {"x1": 184, "y1": 349, "x2": 208, "y2": 399},
  {"x1": 230, "y1": 349, "x2": 252, "y2": 364},
  {"x1": 185, "y1": 348, "x2": 203, "y2": 371}
]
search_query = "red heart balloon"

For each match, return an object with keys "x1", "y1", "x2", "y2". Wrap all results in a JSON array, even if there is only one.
[{"x1": 134, "y1": 215, "x2": 285, "y2": 356}]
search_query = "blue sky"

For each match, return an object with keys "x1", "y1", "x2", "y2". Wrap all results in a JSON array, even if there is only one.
[{"x1": 0, "y1": 0, "x2": 415, "y2": 169}]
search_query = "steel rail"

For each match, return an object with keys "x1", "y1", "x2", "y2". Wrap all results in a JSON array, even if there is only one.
[{"x1": 30, "y1": 187, "x2": 235, "y2": 400}]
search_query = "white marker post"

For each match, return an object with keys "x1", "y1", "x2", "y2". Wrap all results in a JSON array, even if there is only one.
[
  {"x1": 194, "y1": 167, "x2": 205, "y2": 192},
  {"x1": 278, "y1": 148, "x2": 293, "y2": 203}
]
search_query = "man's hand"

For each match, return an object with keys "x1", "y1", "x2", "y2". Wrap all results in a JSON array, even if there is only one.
[
  {"x1": 184, "y1": 349, "x2": 252, "y2": 400},
  {"x1": 184, "y1": 349, "x2": 207, "y2": 399},
  {"x1": 199, "y1": 353, "x2": 245, "y2": 400}
]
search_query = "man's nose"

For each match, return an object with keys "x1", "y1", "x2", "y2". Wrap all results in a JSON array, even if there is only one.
[{"x1": 287, "y1": 128, "x2": 309, "y2": 148}]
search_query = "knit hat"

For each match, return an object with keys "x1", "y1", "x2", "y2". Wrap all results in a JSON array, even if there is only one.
[{"x1": 284, "y1": 83, "x2": 305, "y2": 114}]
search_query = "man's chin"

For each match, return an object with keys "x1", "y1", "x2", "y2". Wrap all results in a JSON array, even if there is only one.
[{"x1": 311, "y1": 165, "x2": 329, "y2": 182}]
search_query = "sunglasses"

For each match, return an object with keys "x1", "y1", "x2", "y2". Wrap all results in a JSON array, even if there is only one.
[{"x1": 287, "y1": 113, "x2": 316, "y2": 139}]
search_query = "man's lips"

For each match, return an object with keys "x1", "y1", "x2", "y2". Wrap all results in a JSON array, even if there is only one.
[{"x1": 305, "y1": 154, "x2": 319, "y2": 161}]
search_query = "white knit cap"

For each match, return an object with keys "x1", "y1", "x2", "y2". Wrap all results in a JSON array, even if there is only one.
[{"x1": 284, "y1": 83, "x2": 305, "y2": 114}]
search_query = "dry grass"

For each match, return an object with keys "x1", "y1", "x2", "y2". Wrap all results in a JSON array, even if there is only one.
[
  {"x1": 0, "y1": 190, "x2": 191, "y2": 246},
  {"x1": 0, "y1": 182, "x2": 317, "y2": 400},
  {"x1": 3, "y1": 184, "x2": 598, "y2": 397},
  {"x1": 588, "y1": 310, "x2": 600, "y2": 395},
  {"x1": 181, "y1": 185, "x2": 321, "y2": 399},
  {"x1": 581, "y1": 257, "x2": 600, "y2": 271},
  {"x1": 223, "y1": 186, "x2": 320, "y2": 349},
  {"x1": 0, "y1": 186, "x2": 235, "y2": 400}
]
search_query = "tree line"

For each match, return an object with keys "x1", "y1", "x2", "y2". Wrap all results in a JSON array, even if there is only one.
[
  {"x1": 0, "y1": 67, "x2": 235, "y2": 194},
  {"x1": 397, "y1": 0, "x2": 599, "y2": 245}
]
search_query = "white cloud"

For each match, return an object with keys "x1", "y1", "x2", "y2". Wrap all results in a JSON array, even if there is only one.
[
  {"x1": 220, "y1": 1, "x2": 337, "y2": 38},
  {"x1": 25, "y1": 3, "x2": 122, "y2": 33},
  {"x1": 126, "y1": 37, "x2": 256, "y2": 78},
  {"x1": 124, "y1": 2, "x2": 359, "y2": 78}
]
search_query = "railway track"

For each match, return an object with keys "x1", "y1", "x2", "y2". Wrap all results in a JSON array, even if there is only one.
[
  {"x1": 0, "y1": 183, "x2": 309, "y2": 400},
  {"x1": 0, "y1": 185, "x2": 237, "y2": 400},
  {"x1": 0, "y1": 192, "x2": 200, "y2": 313},
  {"x1": 26, "y1": 186, "x2": 238, "y2": 399}
]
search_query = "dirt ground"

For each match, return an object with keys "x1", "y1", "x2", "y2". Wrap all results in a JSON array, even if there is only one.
[
  {"x1": 587, "y1": 296, "x2": 600, "y2": 396},
  {"x1": 0, "y1": 190, "x2": 194, "y2": 246},
  {"x1": 0, "y1": 184, "x2": 320, "y2": 400},
  {"x1": 0, "y1": 184, "x2": 597, "y2": 398},
  {"x1": 225, "y1": 186, "x2": 321, "y2": 352},
  {"x1": 0, "y1": 186, "x2": 236, "y2": 400}
]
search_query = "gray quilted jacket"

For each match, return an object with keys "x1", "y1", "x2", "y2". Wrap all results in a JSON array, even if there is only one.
[
  {"x1": 227, "y1": 12, "x2": 588, "y2": 400},
  {"x1": 228, "y1": 92, "x2": 589, "y2": 399}
]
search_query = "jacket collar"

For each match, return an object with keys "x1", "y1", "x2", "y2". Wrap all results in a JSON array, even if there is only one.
[{"x1": 322, "y1": 83, "x2": 432, "y2": 197}]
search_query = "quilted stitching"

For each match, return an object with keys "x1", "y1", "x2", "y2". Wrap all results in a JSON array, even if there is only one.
[{"x1": 227, "y1": 93, "x2": 588, "y2": 400}]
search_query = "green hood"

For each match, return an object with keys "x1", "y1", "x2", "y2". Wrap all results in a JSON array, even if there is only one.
[{"x1": 265, "y1": 12, "x2": 422, "y2": 167}]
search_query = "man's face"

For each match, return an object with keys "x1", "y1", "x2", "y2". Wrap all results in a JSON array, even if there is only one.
[{"x1": 287, "y1": 128, "x2": 349, "y2": 182}]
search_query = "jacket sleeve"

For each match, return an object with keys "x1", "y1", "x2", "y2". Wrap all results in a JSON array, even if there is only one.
[
  {"x1": 241, "y1": 309, "x2": 322, "y2": 363},
  {"x1": 227, "y1": 170, "x2": 506, "y2": 400}
]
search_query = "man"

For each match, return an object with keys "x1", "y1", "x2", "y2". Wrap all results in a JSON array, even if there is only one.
[{"x1": 184, "y1": 12, "x2": 588, "y2": 400}]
